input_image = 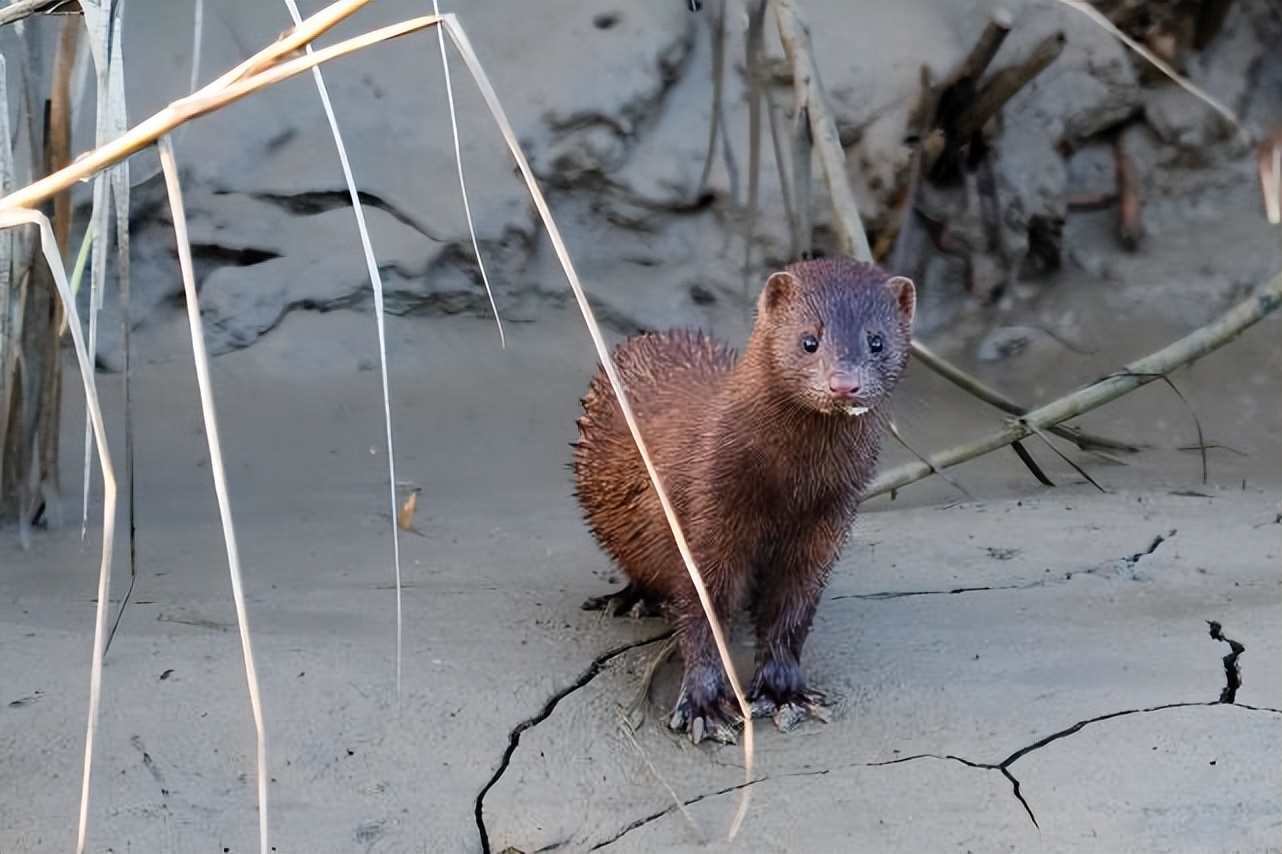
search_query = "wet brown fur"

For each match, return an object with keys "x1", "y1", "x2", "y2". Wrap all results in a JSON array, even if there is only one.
[{"x1": 573, "y1": 258, "x2": 916, "y2": 742}]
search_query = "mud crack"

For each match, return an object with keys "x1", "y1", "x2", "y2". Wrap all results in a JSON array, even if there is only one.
[
  {"x1": 848, "y1": 614, "x2": 1268, "y2": 830},
  {"x1": 872, "y1": 698, "x2": 1281, "y2": 830},
  {"x1": 1207, "y1": 620, "x2": 1244, "y2": 703},
  {"x1": 833, "y1": 585, "x2": 1017, "y2": 601},
  {"x1": 474, "y1": 630, "x2": 673, "y2": 854},
  {"x1": 589, "y1": 777, "x2": 759, "y2": 850},
  {"x1": 251, "y1": 189, "x2": 445, "y2": 242},
  {"x1": 838, "y1": 528, "x2": 1179, "y2": 600}
]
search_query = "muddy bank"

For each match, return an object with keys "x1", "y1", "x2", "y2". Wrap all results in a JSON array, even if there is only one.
[{"x1": 2, "y1": 1, "x2": 1280, "y2": 851}]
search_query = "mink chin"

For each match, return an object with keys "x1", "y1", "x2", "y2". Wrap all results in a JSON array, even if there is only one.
[{"x1": 573, "y1": 257, "x2": 916, "y2": 744}]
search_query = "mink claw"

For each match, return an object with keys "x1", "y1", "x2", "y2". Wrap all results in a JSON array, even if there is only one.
[
  {"x1": 749, "y1": 688, "x2": 831, "y2": 732},
  {"x1": 581, "y1": 584, "x2": 663, "y2": 618},
  {"x1": 669, "y1": 691, "x2": 741, "y2": 744},
  {"x1": 749, "y1": 695, "x2": 779, "y2": 719}
]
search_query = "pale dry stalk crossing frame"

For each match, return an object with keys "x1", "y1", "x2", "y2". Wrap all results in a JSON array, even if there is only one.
[{"x1": 1, "y1": 0, "x2": 755, "y2": 847}]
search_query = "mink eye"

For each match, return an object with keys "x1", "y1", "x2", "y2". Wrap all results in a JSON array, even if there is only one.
[
  {"x1": 867, "y1": 332, "x2": 884, "y2": 354},
  {"x1": 801, "y1": 333, "x2": 820, "y2": 354}
]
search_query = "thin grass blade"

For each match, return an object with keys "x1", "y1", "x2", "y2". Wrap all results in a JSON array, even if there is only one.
[
  {"x1": 157, "y1": 136, "x2": 269, "y2": 854},
  {"x1": 279, "y1": 0, "x2": 406, "y2": 698},
  {"x1": 440, "y1": 14, "x2": 755, "y2": 839},
  {"x1": 0, "y1": 207, "x2": 118, "y2": 854},
  {"x1": 432, "y1": 0, "x2": 504, "y2": 348}
]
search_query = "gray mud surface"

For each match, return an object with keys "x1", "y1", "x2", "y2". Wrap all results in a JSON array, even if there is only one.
[{"x1": 2, "y1": 2, "x2": 1279, "y2": 852}]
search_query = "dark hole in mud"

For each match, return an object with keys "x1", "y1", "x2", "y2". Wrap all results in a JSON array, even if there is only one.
[
  {"x1": 593, "y1": 12, "x2": 619, "y2": 30},
  {"x1": 189, "y1": 244, "x2": 280, "y2": 268},
  {"x1": 689, "y1": 284, "x2": 717, "y2": 305}
]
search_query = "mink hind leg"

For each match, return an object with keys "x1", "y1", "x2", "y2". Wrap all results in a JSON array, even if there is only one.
[{"x1": 747, "y1": 572, "x2": 832, "y2": 732}]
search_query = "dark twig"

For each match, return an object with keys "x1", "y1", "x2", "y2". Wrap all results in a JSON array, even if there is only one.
[
  {"x1": 952, "y1": 31, "x2": 1066, "y2": 142},
  {"x1": 695, "y1": 0, "x2": 726, "y2": 198},
  {"x1": 743, "y1": 0, "x2": 768, "y2": 284},
  {"x1": 1010, "y1": 439, "x2": 1054, "y2": 486},
  {"x1": 1026, "y1": 423, "x2": 1106, "y2": 492},
  {"x1": 1160, "y1": 376, "x2": 1208, "y2": 483},
  {"x1": 1114, "y1": 129, "x2": 1143, "y2": 249}
]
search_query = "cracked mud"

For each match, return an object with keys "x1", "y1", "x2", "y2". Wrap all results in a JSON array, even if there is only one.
[
  {"x1": 477, "y1": 526, "x2": 1281, "y2": 852},
  {"x1": 3, "y1": 3, "x2": 1279, "y2": 852}
]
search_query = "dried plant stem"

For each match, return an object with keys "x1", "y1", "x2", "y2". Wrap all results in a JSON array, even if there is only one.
[
  {"x1": 0, "y1": 208, "x2": 117, "y2": 854},
  {"x1": 0, "y1": 0, "x2": 68, "y2": 29},
  {"x1": 158, "y1": 136, "x2": 269, "y2": 854},
  {"x1": 280, "y1": 0, "x2": 406, "y2": 699},
  {"x1": 772, "y1": 0, "x2": 871, "y2": 262},
  {"x1": 865, "y1": 273, "x2": 1282, "y2": 498},
  {"x1": 912, "y1": 340, "x2": 1135, "y2": 452},
  {"x1": 439, "y1": 14, "x2": 755, "y2": 840},
  {"x1": 1114, "y1": 129, "x2": 1143, "y2": 249},
  {"x1": 1, "y1": 4, "x2": 436, "y2": 213},
  {"x1": 743, "y1": 0, "x2": 766, "y2": 280}
]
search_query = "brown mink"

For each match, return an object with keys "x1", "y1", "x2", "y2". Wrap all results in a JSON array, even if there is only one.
[{"x1": 573, "y1": 257, "x2": 916, "y2": 743}]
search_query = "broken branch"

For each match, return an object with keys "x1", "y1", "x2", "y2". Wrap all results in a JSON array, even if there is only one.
[
  {"x1": 952, "y1": 31, "x2": 1065, "y2": 141},
  {"x1": 865, "y1": 273, "x2": 1282, "y2": 498},
  {"x1": 772, "y1": 0, "x2": 872, "y2": 261},
  {"x1": 771, "y1": 0, "x2": 1128, "y2": 452}
]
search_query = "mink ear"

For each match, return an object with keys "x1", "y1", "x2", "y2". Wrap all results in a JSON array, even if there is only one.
[
  {"x1": 759, "y1": 271, "x2": 796, "y2": 316},
  {"x1": 885, "y1": 275, "x2": 916, "y2": 325}
]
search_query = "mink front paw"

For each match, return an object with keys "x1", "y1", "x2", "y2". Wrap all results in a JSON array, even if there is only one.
[
  {"x1": 669, "y1": 686, "x2": 743, "y2": 745},
  {"x1": 748, "y1": 657, "x2": 832, "y2": 733},
  {"x1": 749, "y1": 688, "x2": 831, "y2": 733}
]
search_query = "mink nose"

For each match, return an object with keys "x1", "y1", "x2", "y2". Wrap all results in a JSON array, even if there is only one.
[{"x1": 828, "y1": 371, "x2": 859, "y2": 397}]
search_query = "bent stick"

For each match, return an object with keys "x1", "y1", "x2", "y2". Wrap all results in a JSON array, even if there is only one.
[{"x1": 864, "y1": 273, "x2": 1282, "y2": 498}]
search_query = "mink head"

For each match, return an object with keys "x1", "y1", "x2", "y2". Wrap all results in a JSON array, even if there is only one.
[{"x1": 751, "y1": 257, "x2": 916, "y2": 417}]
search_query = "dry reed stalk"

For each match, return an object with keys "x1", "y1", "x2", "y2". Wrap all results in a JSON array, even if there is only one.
[
  {"x1": 157, "y1": 135, "x2": 270, "y2": 854},
  {"x1": 0, "y1": 2, "x2": 425, "y2": 212},
  {"x1": 0, "y1": 207, "x2": 118, "y2": 854},
  {"x1": 439, "y1": 16, "x2": 756, "y2": 840},
  {"x1": 5, "y1": 3, "x2": 759, "y2": 845},
  {"x1": 772, "y1": 0, "x2": 871, "y2": 261}
]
